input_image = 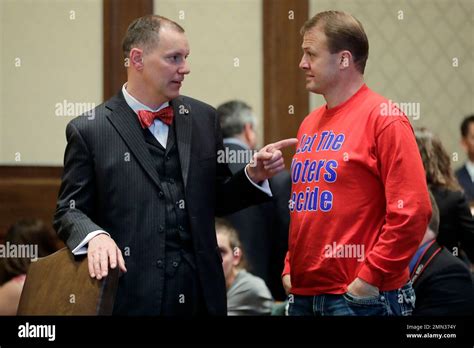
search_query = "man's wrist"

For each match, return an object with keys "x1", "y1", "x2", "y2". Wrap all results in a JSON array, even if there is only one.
[
  {"x1": 245, "y1": 164, "x2": 262, "y2": 184},
  {"x1": 358, "y1": 277, "x2": 378, "y2": 289},
  {"x1": 348, "y1": 277, "x2": 379, "y2": 296}
]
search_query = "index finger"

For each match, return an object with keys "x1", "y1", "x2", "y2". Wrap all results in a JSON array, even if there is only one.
[{"x1": 271, "y1": 138, "x2": 298, "y2": 150}]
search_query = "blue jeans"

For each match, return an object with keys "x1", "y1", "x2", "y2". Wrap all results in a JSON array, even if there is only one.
[{"x1": 288, "y1": 281, "x2": 415, "y2": 316}]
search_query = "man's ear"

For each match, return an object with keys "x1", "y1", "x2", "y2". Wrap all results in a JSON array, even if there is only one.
[
  {"x1": 461, "y1": 138, "x2": 468, "y2": 152},
  {"x1": 232, "y1": 247, "x2": 242, "y2": 266},
  {"x1": 243, "y1": 123, "x2": 253, "y2": 142},
  {"x1": 130, "y1": 48, "x2": 145, "y2": 70},
  {"x1": 339, "y1": 51, "x2": 352, "y2": 69}
]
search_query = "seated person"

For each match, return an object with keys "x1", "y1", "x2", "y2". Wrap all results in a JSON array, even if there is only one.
[
  {"x1": 410, "y1": 192, "x2": 474, "y2": 315},
  {"x1": 0, "y1": 219, "x2": 59, "y2": 315},
  {"x1": 215, "y1": 218, "x2": 274, "y2": 315},
  {"x1": 455, "y1": 114, "x2": 474, "y2": 202},
  {"x1": 415, "y1": 127, "x2": 474, "y2": 265}
]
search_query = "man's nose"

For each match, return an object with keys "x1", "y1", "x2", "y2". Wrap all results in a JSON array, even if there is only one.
[
  {"x1": 299, "y1": 56, "x2": 308, "y2": 70},
  {"x1": 179, "y1": 61, "x2": 190, "y2": 75}
]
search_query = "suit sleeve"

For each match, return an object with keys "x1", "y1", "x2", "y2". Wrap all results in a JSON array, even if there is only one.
[
  {"x1": 270, "y1": 172, "x2": 291, "y2": 276},
  {"x1": 53, "y1": 122, "x2": 103, "y2": 251},
  {"x1": 213, "y1": 111, "x2": 270, "y2": 216},
  {"x1": 414, "y1": 261, "x2": 474, "y2": 316},
  {"x1": 357, "y1": 119, "x2": 432, "y2": 287},
  {"x1": 454, "y1": 192, "x2": 474, "y2": 262}
]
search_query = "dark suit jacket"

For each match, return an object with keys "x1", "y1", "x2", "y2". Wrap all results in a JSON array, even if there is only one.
[
  {"x1": 431, "y1": 186, "x2": 474, "y2": 263},
  {"x1": 455, "y1": 165, "x2": 474, "y2": 202},
  {"x1": 53, "y1": 92, "x2": 268, "y2": 315},
  {"x1": 413, "y1": 244, "x2": 474, "y2": 315},
  {"x1": 223, "y1": 141, "x2": 291, "y2": 301}
]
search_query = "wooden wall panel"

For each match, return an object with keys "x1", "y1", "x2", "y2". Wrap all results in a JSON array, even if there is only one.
[
  {"x1": 0, "y1": 166, "x2": 63, "y2": 245},
  {"x1": 103, "y1": 0, "x2": 154, "y2": 100},
  {"x1": 263, "y1": 0, "x2": 309, "y2": 165}
]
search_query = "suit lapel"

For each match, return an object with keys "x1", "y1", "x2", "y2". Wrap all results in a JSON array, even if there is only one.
[
  {"x1": 171, "y1": 97, "x2": 192, "y2": 189},
  {"x1": 462, "y1": 166, "x2": 471, "y2": 183},
  {"x1": 105, "y1": 93, "x2": 163, "y2": 191}
]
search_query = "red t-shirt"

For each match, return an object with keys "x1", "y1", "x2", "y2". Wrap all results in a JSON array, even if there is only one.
[{"x1": 283, "y1": 84, "x2": 431, "y2": 295}]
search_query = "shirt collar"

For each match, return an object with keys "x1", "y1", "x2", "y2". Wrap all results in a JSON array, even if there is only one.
[
  {"x1": 121, "y1": 83, "x2": 169, "y2": 114},
  {"x1": 223, "y1": 137, "x2": 250, "y2": 150}
]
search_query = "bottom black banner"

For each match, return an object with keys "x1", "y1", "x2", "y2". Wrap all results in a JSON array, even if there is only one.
[{"x1": 0, "y1": 315, "x2": 472, "y2": 346}]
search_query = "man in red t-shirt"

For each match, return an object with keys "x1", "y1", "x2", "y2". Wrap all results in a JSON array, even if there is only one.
[{"x1": 282, "y1": 11, "x2": 431, "y2": 316}]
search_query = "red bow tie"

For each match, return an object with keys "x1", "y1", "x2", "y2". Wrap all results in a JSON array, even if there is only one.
[{"x1": 137, "y1": 106, "x2": 174, "y2": 128}]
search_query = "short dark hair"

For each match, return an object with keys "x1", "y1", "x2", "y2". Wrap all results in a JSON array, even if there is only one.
[
  {"x1": 0, "y1": 219, "x2": 59, "y2": 285},
  {"x1": 217, "y1": 100, "x2": 254, "y2": 138},
  {"x1": 460, "y1": 114, "x2": 474, "y2": 138},
  {"x1": 428, "y1": 191, "x2": 440, "y2": 235},
  {"x1": 122, "y1": 15, "x2": 185, "y2": 59},
  {"x1": 301, "y1": 11, "x2": 369, "y2": 74}
]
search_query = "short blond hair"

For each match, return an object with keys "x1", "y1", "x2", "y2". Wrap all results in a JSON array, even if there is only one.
[
  {"x1": 122, "y1": 14, "x2": 185, "y2": 59},
  {"x1": 301, "y1": 11, "x2": 369, "y2": 74},
  {"x1": 215, "y1": 218, "x2": 247, "y2": 270}
]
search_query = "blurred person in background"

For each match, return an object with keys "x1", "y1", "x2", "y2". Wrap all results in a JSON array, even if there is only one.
[
  {"x1": 455, "y1": 114, "x2": 474, "y2": 202},
  {"x1": 215, "y1": 218, "x2": 274, "y2": 316},
  {"x1": 415, "y1": 127, "x2": 474, "y2": 266},
  {"x1": 217, "y1": 100, "x2": 291, "y2": 301},
  {"x1": 410, "y1": 192, "x2": 474, "y2": 315},
  {"x1": 0, "y1": 219, "x2": 59, "y2": 315}
]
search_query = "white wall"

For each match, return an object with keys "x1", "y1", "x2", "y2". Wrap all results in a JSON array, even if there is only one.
[{"x1": 0, "y1": 0, "x2": 103, "y2": 165}]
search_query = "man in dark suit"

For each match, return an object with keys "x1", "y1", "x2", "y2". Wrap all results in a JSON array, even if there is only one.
[
  {"x1": 455, "y1": 114, "x2": 474, "y2": 202},
  {"x1": 217, "y1": 100, "x2": 291, "y2": 301},
  {"x1": 410, "y1": 192, "x2": 474, "y2": 315},
  {"x1": 53, "y1": 15, "x2": 296, "y2": 315}
]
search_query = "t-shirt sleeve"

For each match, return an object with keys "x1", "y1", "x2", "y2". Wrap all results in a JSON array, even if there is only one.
[{"x1": 357, "y1": 119, "x2": 432, "y2": 287}]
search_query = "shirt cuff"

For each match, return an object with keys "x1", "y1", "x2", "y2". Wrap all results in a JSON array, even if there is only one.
[
  {"x1": 244, "y1": 164, "x2": 273, "y2": 197},
  {"x1": 71, "y1": 230, "x2": 110, "y2": 255}
]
